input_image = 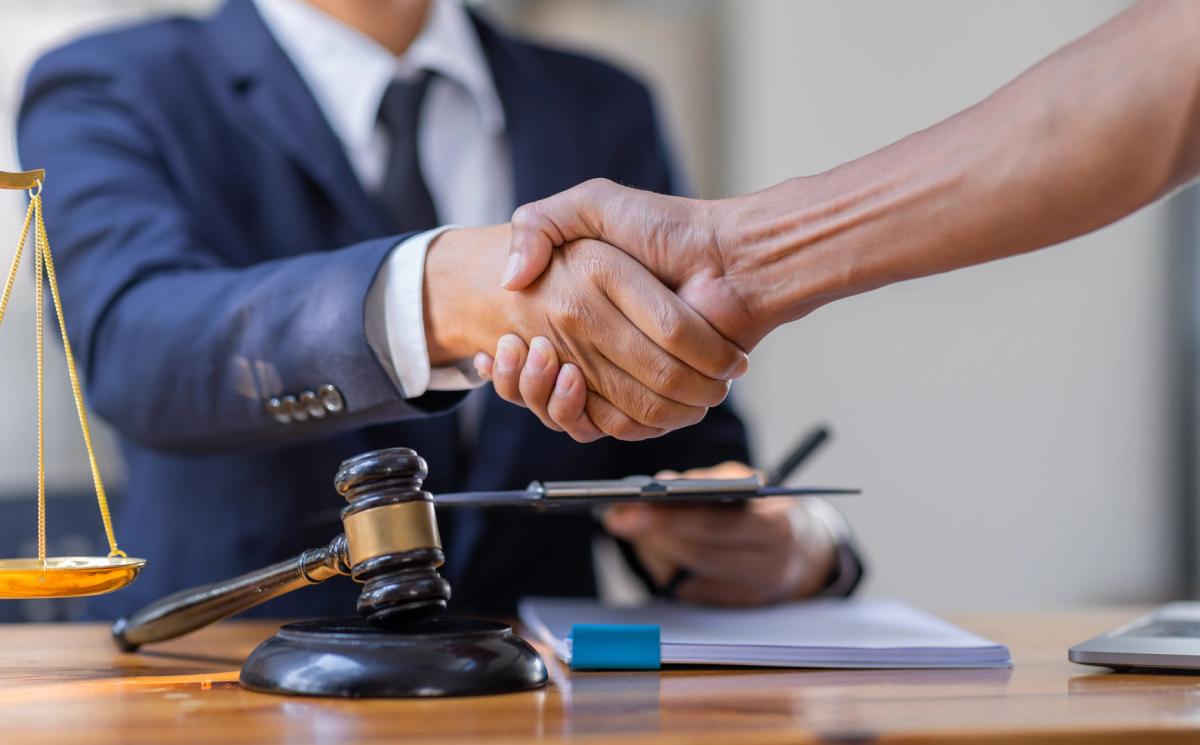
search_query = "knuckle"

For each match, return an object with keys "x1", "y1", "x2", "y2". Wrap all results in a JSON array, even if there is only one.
[
  {"x1": 580, "y1": 177, "x2": 615, "y2": 199},
  {"x1": 510, "y1": 201, "x2": 540, "y2": 230},
  {"x1": 608, "y1": 416, "x2": 640, "y2": 440},
  {"x1": 636, "y1": 394, "x2": 672, "y2": 429},
  {"x1": 654, "y1": 301, "x2": 688, "y2": 349},
  {"x1": 609, "y1": 413, "x2": 655, "y2": 442},
  {"x1": 647, "y1": 358, "x2": 682, "y2": 396}
]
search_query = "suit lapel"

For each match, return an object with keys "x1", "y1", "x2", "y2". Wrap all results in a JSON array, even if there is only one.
[
  {"x1": 472, "y1": 15, "x2": 587, "y2": 207},
  {"x1": 203, "y1": 0, "x2": 389, "y2": 239}
]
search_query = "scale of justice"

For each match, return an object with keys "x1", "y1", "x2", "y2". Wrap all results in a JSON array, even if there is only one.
[{"x1": 0, "y1": 168, "x2": 858, "y2": 698}]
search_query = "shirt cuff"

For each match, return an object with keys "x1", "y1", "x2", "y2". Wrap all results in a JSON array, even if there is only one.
[
  {"x1": 364, "y1": 225, "x2": 486, "y2": 399},
  {"x1": 795, "y1": 498, "x2": 865, "y2": 598}
]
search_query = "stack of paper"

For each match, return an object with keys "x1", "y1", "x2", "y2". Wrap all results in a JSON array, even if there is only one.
[{"x1": 518, "y1": 597, "x2": 1011, "y2": 669}]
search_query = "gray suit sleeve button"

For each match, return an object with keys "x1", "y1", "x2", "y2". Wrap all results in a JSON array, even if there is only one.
[
  {"x1": 282, "y1": 394, "x2": 308, "y2": 423},
  {"x1": 300, "y1": 390, "x2": 326, "y2": 419},
  {"x1": 317, "y1": 384, "x2": 345, "y2": 414},
  {"x1": 266, "y1": 397, "x2": 290, "y2": 424}
]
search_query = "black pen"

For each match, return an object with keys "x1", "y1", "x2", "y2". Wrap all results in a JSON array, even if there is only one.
[{"x1": 657, "y1": 424, "x2": 833, "y2": 598}]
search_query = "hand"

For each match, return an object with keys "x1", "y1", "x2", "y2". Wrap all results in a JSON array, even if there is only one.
[
  {"x1": 502, "y1": 178, "x2": 777, "y2": 351},
  {"x1": 601, "y1": 461, "x2": 839, "y2": 605},
  {"x1": 473, "y1": 333, "x2": 599, "y2": 442},
  {"x1": 424, "y1": 225, "x2": 748, "y2": 441}
]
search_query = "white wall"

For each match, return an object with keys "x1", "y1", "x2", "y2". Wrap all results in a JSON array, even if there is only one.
[{"x1": 720, "y1": 0, "x2": 1177, "y2": 610}]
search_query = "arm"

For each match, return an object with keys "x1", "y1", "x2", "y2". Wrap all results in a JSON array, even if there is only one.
[
  {"x1": 18, "y1": 56, "x2": 743, "y2": 452},
  {"x1": 503, "y1": 0, "x2": 1200, "y2": 353},
  {"x1": 18, "y1": 65, "x2": 449, "y2": 453}
]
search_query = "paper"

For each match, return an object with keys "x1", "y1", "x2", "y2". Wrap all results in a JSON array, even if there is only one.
[{"x1": 518, "y1": 597, "x2": 1012, "y2": 669}]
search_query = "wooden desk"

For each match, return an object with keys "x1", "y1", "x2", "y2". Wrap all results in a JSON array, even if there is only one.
[{"x1": 1, "y1": 609, "x2": 1198, "y2": 744}]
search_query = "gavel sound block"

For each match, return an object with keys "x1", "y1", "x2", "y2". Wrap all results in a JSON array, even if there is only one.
[{"x1": 111, "y1": 447, "x2": 547, "y2": 698}]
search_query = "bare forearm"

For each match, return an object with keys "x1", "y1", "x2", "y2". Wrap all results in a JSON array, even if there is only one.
[{"x1": 732, "y1": 0, "x2": 1200, "y2": 327}]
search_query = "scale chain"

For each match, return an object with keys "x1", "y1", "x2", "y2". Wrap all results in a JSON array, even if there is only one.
[
  {"x1": 0, "y1": 186, "x2": 123, "y2": 566},
  {"x1": 34, "y1": 202, "x2": 45, "y2": 565}
]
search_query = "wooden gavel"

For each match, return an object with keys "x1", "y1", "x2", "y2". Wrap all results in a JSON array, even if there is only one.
[{"x1": 112, "y1": 447, "x2": 449, "y2": 651}]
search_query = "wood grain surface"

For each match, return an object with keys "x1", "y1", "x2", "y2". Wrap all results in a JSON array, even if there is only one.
[{"x1": 1, "y1": 608, "x2": 1198, "y2": 744}]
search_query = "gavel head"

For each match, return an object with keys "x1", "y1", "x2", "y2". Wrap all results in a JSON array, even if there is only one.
[{"x1": 335, "y1": 447, "x2": 451, "y2": 627}]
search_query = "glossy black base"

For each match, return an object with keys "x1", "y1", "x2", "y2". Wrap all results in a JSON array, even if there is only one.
[{"x1": 239, "y1": 617, "x2": 548, "y2": 698}]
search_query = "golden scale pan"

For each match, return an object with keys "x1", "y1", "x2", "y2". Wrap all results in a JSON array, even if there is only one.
[{"x1": 0, "y1": 169, "x2": 143, "y2": 599}]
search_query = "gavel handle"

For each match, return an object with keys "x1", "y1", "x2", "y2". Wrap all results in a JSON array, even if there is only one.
[{"x1": 112, "y1": 535, "x2": 349, "y2": 651}]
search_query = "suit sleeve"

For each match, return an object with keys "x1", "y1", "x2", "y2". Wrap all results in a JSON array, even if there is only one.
[{"x1": 17, "y1": 55, "x2": 463, "y2": 455}]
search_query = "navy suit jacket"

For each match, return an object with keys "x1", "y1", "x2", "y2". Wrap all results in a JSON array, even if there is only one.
[{"x1": 17, "y1": 0, "x2": 751, "y2": 619}]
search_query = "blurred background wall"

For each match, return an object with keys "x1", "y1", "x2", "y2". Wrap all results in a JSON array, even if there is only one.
[{"x1": 0, "y1": 0, "x2": 1181, "y2": 614}]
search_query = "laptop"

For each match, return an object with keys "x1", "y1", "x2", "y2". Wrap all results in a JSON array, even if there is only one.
[{"x1": 1070, "y1": 603, "x2": 1200, "y2": 671}]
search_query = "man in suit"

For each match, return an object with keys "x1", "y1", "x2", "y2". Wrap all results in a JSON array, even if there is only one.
[{"x1": 18, "y1": 0, "x2": 861, "y2": 618}]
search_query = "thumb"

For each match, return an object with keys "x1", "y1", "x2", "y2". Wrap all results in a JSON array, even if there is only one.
[
  {"x1": 503, "y1": 179, "x2": 619, "y2": 290},
  {"x1": 502, "y1": 213, "x2": 556, "y2": 290}
]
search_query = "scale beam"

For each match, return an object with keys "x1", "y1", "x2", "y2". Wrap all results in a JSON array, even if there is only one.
[{"x1": 0, "y1": 170, "x2": 44, "y2": 190}]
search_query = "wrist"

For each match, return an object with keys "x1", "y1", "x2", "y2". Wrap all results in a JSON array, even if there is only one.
[
  {"x1": 786, "y1": 501, "x2": 840, "y2": 600},
  {"x1": 715, "y1": 178, "x2": 851, "y2": 333},
  {"x1": 423, "y1": 224, "x2": 513, "y2": 365}
]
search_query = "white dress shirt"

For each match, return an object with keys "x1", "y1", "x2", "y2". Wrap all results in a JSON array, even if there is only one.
[{"x1": 254, "y1": 0, "x2": 511, "y2": 398}]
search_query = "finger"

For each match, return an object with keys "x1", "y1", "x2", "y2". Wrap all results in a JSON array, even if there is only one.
[
  {"x1": 518, "y1": 336, "x2": 563, "y2": 432},
  {"x1": 638, "y1": 503, "x2": 778, "y2": 548},
  {"x1": 491, "y1": 334, "x2": 529, "y2": 407},
  {"x1": 582, "y1": 253, "x2": 734, "y2": 407},
  {"x1": 505, "y1": 179, "x2": 620, "y2": 291},
  {"x1": 584, "y1": 390, "x2": 670, "y2": 441},
  {"x1": 670, "y1": 461, "x2": 759, "y2": 480},
  {"x1": 473, "y1": 352, "x2": 493, "y2": 381},
  {"x1": 591, "y1": 324, "x2": 731, "y2": 410},
  {"x1": 535, "y1": 240, "x2": 713, "y2": 431},
  {"x1": 600, "y1": 245, "x2": 750, "y2": 382},
  {"x1": 639, "y1": 532, "x2": 781, "y2": 587},
  {"x1": 553, "y1": 310, "x2": 707, "y2": 433},
  {"x1": 676, "y1": 574, "x2": 775, "y2": 607},
  {"x1": 545, "y1": 363, "x2": 604, "y2": 442},
  {"x1": 602, "y1": 504, "x2": 654, "y2": 539},
  {"x1": 629, "y1": 537, "x2": 751, "y2": 600},
  {"x1": 629, "y1": 541, "x2": 679, "y2": 587}
]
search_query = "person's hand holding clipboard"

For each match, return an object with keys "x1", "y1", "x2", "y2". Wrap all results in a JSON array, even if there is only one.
[{"x1": 602, "y1": 426, "x2": 844, "y2": 605}]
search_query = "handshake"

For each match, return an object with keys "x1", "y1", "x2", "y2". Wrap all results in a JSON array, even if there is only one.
[{"x1": 425, "y1": 179, "x2": 786, "y2": 443}]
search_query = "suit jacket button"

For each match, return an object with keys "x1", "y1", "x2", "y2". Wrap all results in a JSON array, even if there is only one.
[
  {"x1": 317, "y1": 384, "x2": 345, "y2": 414},
  {"x1": 265, "y1": 397, "x2": 290, "y2": 424},
  {"x1": 282, "y1": 395, "x2": 308, "y2": 422},
  {"x1": 299, "y1": 390, "x2": 326, "y2": 419}
]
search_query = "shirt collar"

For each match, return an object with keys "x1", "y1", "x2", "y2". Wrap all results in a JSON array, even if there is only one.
[{"x1": 253, "y1": 0, "x2": 505, "y2": 157}]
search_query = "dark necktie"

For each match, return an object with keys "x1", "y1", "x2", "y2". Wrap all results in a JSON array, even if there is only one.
[
  {"x1": 377, "y1": 73, "x2": 439, "y2": 232},
  {"x1": 377, "y1": 72, "x2": 482, "y2": 588}
]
